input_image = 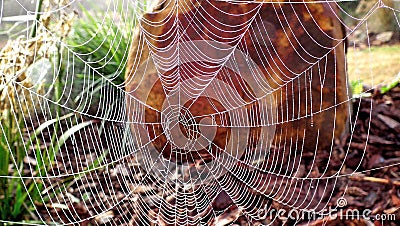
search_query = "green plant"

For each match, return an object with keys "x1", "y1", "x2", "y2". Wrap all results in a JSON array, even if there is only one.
[
  {"x1": 66, "y1": 5, "x2": 135, "y2": 110},
  {"x1": 0, "y1": 58, "x2": 64, "y2": 219},
  {"x1": 0, "y1": 108, "x2": 105, "y2": 221},
  {"x1": 1, "y1": 111, "x2": 80, "y2": 221},
  {"x1": 381, "y1": 72, "x2": 400, "y2": 94},
  {"x1": 0, "y1": 107, "x2": 36, "y2": 220},
  {"x1": 1, "y1": 0, "x2": 137, "y2": 222},
  {"x1": 350, "y1": 80, "x2": 364, "y2": 96},
  {"x1": 0, "y1": 29, "x2": 52, "y2": 220},
  {"x1": 0, "y1": 2, "x2": 105, "y2": 222}
]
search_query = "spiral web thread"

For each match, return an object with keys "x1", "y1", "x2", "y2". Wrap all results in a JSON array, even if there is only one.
[{"x1": 0, "y1": 0, "x2": 399, "y2": 225}]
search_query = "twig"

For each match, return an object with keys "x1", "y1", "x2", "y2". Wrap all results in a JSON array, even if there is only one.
[
  {"x1": 30, "y1": 0, "x2": 44, "y2": 38},
  {"x1": 350, "y1": 174, "x2": 400, "y2": 186}
]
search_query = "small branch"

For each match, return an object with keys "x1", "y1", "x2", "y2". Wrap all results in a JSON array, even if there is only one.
[
  {"x1": 30, "y1": 0, "x2": 44, "y2": 38},
  {"x1": 350, "y1": 174, "x2": 400, "y2": 186}
]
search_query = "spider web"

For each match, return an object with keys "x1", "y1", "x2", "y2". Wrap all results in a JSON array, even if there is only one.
[{"x1": 1, "y1": 0, "x2": 400, "y2": 225}]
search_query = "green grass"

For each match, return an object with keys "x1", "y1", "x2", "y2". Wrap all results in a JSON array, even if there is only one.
[
  {"x1": 0, "y1": 106, "x2": 108, "y2": 221},
  {"x1": 66, "y1": 6, "x2": 135, "y2": 109},
  {"x1": 0, "y1": 2, "x2": 127, "y2": 221},
  {"x1": 0, "y1": 108, "x2": 62, "y2": 220},
  {"x1": 381, "y1": 72, "x2": 400, "y2": 94}
]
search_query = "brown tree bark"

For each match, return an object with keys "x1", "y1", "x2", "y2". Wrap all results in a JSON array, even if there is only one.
[{"x1": 125, "y1": 0, "x2": 350, "y2": 160}]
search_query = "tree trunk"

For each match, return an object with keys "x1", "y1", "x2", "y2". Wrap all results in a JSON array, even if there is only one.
[{"x1": 125, "y1": 0, "x2": 350, "y2": 168}]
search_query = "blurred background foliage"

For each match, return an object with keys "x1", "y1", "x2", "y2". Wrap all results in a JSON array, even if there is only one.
[{"x1": 0, "y1": 0, "x2": 138, "y2": 222}]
